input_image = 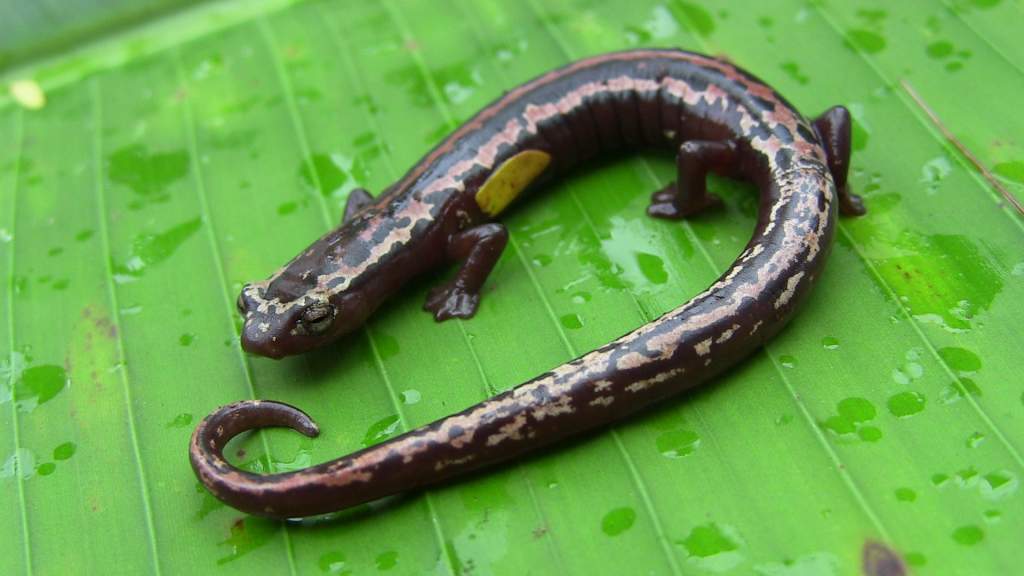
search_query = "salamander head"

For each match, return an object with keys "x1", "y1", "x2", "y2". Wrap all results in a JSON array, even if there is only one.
[{"x1": 236, "y1": 222, "x2": 377, "y2": 359}]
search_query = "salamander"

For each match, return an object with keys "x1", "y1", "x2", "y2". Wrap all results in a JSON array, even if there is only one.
[{"x1": 190, "y1": 48, "x2": 865, "y2": 519}]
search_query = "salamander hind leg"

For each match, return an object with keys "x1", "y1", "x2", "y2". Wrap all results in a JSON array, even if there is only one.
[
  {"x1": 424, "y1": 223, "x2": 509, "y2": 321},
  {"x1": 812, "y1": 106, "x2": 866, "y2": 217},
  {"x1": 647, "y1": 140, "x2": 736, "y2": 220}
]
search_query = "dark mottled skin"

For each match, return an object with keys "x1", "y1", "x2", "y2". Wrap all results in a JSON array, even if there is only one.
[{"x1": 192, "y1": 49, "x2": 864, "y2": 519}]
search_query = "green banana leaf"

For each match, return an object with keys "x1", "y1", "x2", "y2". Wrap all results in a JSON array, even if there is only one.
[{"x1": 2, "y1": 0, "x2": 1022, "y2": 574}]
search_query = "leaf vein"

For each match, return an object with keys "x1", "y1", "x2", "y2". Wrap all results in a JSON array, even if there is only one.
[
  {"x1": 90, "y1": 78, "x2": 164, "y2": 576},
  {"x1": 4, "y1": 106, "x2": 33, "y2": 576}
]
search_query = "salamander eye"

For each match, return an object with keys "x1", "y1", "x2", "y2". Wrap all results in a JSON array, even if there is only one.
[{"x1": 301, "y1": 302, "x2": 335, "y2": 334}]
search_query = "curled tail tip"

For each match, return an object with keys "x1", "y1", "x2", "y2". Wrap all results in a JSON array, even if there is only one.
[
  {"x1": 191, "y1": 399, "x2": 321, "y2": 458},
  {"x1": 294, "y1": 413, "x2": 321, "y2": 438},
  {"x1": 252, "y1": 400, "x2": 321, "y2": 437}
]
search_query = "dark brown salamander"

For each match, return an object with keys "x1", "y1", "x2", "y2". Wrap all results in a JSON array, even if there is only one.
[{"x1": 191, "y1": 48, "x2": 865, "y2": 519}]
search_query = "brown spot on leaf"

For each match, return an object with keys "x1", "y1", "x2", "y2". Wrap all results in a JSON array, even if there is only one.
[
  {"x1": 863, "y1": 540, "x2": 907, "y2": 576},
  {"x1": 91, "y1": 315, "x2": 116, "y2": 339}
]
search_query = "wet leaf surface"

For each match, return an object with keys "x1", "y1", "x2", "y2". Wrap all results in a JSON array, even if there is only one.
[{"x1": 2, "y1": 0, "x2": 1022, "y2": 574}]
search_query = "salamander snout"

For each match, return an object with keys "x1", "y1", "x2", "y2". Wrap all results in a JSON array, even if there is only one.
[
  {"x1": 237, "y1": 284, "x2": 257, "y2": 314},
  {"x1": 240, "y1": 313, "x2": 296, "y2": 359},
  {"x1": 236, "y1": 284, "x2": 292, "y2": 358},
  {"x1": 241, "y1": 331, "x2": 286, "y2": 358}
]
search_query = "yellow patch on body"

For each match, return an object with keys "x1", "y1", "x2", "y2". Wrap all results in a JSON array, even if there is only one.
[{"x1": 475, "y1": 149, "x2": 551, "y2": 216}]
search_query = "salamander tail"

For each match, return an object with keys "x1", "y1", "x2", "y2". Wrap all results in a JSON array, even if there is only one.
[{"x1": 189, "y1": 400, "x2": 321, "y2": 517}]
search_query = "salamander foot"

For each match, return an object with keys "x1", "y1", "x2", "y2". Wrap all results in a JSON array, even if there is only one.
[
  {"x1": 646, "y1": 139, "x2": 736, "y2": 220},
  {"x1": 648, "y1": 184, "x2": 723, "y2": 219},
  {"x1": 424, "y1": 283, "x2": 481, "y2": 321},
  {"x1": 812, "y1": 106, "x2": 866, "y2": 217}
]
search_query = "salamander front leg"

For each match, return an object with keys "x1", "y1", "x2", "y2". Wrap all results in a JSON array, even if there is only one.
[
  {"x1": 813, "y1": 106, "x2": 866, "y2": 216},
  {"x1": 648, "y1": 140, "x2": 736, "y2": 220},
  {"x1": 342, "y1": 188, "x2": 374, "y2": 224},
  {"x1": 424, "y1": 223, "x2": 509, "y2": 321}
]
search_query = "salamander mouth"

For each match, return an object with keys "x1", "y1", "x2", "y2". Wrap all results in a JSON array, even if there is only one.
[{"x1": 242, "y1": 337, "x2": 283, "y2": 359}]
